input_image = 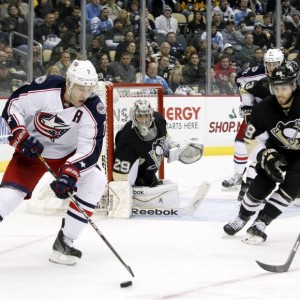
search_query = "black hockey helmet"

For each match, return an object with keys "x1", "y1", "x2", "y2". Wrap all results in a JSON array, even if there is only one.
[{"x1": 269, "y1": 61, "x2": 299, "y2": 94}]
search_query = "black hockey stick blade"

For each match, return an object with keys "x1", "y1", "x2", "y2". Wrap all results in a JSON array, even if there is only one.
[{"x1": 256, "y1": 233, "x2": 300, "y2": 273}]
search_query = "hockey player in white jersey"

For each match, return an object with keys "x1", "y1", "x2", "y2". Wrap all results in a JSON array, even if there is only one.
[
  {"x1": 0, "y1": 59, "x2": 106, "y2": 266},
  {"x1": 221, "y1": 49, "x2": 284, "y2": 191}
]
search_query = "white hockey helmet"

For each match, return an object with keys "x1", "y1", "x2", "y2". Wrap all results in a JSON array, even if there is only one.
[
  {"x1": 130, "y1": 99, "x2": 154, "y2": 136},
  {"x1": 264, "y1": 49, "x2": 284, "y2": 75},
  {"x1": 66, "y1": 59, "x2": 98, "y2": 94}
]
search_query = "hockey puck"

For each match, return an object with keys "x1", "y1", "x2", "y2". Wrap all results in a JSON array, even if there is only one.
[{"x1": 120, "y1": 281, "x2": 132, "y2": 288}]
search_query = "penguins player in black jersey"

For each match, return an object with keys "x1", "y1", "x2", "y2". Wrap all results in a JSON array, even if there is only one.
[{"x1": 223, "y1": 61, "x2": 300, "y2": 244}]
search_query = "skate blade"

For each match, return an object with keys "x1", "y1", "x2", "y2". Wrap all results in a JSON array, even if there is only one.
[
  {"x1": 242, "y1": 234, "x2": 265, "y2": 245},
  {"x1": 49, "y1": 250, "x2": 78, "y2": 266},
  {"x1": 221, "y1": 186, "x2": 241, "y2": 192}
]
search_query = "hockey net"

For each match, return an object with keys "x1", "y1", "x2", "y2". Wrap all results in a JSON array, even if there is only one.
[{"x1": 26, "y1": 83, "x2": 164, "y2": 215}]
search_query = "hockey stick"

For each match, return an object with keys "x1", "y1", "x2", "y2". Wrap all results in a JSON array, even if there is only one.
[
  {"x1": 37, "y1": 154, "x2": 134, "y2": 278},
  {"x1": 131, "y1": 181, "x2": 211, "y2": 217},
  {"x1": 256, "y1": 233, "x2": 300, "y2": 273}
]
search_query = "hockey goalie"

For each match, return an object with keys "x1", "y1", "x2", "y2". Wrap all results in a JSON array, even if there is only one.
[{"x1": 109, "y1": 99, "x2": 204, "y2": 218}]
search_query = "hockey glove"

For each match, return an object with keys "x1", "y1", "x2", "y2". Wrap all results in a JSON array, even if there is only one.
[
  {"x1": 9, "y1": 129, "x2": 44, "y2": 158},
  {"x1": 50, "y1": 164, "x2": 80, "y2": 199},
  {"x1": 258, "y1": 149, "x2": 287, "y2": 183},
  {"x1": 240, "y1": 105, "x2": 252, "y2": 124}
]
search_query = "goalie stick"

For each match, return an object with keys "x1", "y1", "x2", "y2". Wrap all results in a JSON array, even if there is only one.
[
  {"x1": 37, "y1": 154, "x2": 134, "y2": 278},
  {"x1": 131, "y1": 181, "x2": 211, "y2": 217},
  {"x1": 256, "y1": 233, "x2": 300, "y2": 273}
]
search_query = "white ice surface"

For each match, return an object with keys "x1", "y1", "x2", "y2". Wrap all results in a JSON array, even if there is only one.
[{"x1": 1, "y1": 155, "x2": 300, "y2": 300}]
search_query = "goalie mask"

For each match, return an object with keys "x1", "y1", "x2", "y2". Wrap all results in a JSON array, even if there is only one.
[
  {"x1": 130, "y1": 99, "x2": 154, "y2": 137},
  {"x1": 66, "y1": 59, "x2": 98, "y2": 96}
]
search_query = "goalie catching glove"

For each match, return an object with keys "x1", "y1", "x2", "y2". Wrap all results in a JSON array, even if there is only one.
[
  {"x1": 9, "y1": 129, "x2": 44, "y2": 158},
  {"x1": 167, "y1": 138, "x2": 203, "y2": 164},
  {"x1": 258, "y1": 148, "x2": 287, "y2": 183},
  {"x1": 50, "y1": 164, "x2": 80, "y2": 199}
]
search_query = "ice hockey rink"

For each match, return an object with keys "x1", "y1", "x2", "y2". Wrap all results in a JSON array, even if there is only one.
[{"x1": 0, "y1": 155, "x2": 300, "y2": 300}]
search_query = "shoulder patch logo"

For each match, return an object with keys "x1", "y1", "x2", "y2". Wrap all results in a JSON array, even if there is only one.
[
  {"x1": 96, "y1": 102, "x2": 106, "y2": 114},
  {"x1": 35, "y1": 75, "x2": 47, "y2": 84}
]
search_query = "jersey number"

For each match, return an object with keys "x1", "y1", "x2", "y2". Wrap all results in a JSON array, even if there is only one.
[
  {"x1": 244, "y1": 123, "x2": 256, "y2": 139},
  {"x1": 113, "y1": 158, "x2": 130, "y2": 174}
]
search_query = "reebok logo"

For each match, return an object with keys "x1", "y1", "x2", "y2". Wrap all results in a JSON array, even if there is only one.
[{"x1": 132, "y1": 208, "x2": 179, "y2": 216}]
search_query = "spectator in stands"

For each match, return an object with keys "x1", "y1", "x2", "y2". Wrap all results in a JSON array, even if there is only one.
[
  {"x1": 249, "y1": 47, "x2": 264, "y2": 67},
  {"x1": 90, "y1": 7, "x2": 113, "y2": 37},
  {"x1": 54, "y1": 50, "x2": 71, "y2": 77},
  {"x1": 197, "y1": 39, "x2": 209, "y2": 67},
  {"x1": 128, "y1": 0, "x2": 140, "y2": 24},
  {"x1": 281, "y1": 20, "x2": 295, "y2": 54},
  {"x1": 155, "y1": 5, "x2": 178, "y2": 36},
  {"x1": 144, "y1": 62, "x2": 173, "y2": 94},
  {"x1": 104, "y1": 17, "x2": 126, "y2": 50},
  {"x1": 169, "y1": 68, "x2": 196, "y2": 95},
  {"x1": 221, "y1": 19, "x2": 244, "y2": 51},
  {"x1": 4, "y1": 4, "x2": 28, "y2": 50},
  {"x1": 187, "y1": 10, "x2": 206, "y2": 38},
  {"x1": 0, "y1": 50, "x2": 7, "y2": 65},
  {"x1": 133, "y1": 17, "x2": 157, "y2": 48},
  {"x1": 118, "y1": 9, "x2": 133, "y2": 32},
  {"x1": 45, "y1": 65, "x2": 61, "y2": 76},
  {"x1": 248, "y1": 0, "x2": 263, "y2": 15},
  {"x1": 213, "y1": 0, "x2": 234, "y2": 23},
  {"x1": 48, "y1": 31, "x2": 78, "y2": 66},
  {"x1": 201, "y1": 22, "x2": 224, "y2": 55},
  {"x1": 86, "y1": 0, "x2": 103, "y2": 27},
  {"x1": 125, "y1": 41, "x2": 140, "y2": 71},
  {"x1": 56, "y1": 0, "x2": 72, "y2": 21},
  {"x1": 220, "y1": 43, "x2": 241, "y2": 71},
  {"x1": 34, "y1": 0, "x2": 53, "y2": 20},
  {"x1": 252, "y1": 22, "x2": 271, "y2": 51},
  {"x1": 103, "y1": 0, "x2": 121, "y2": 21},
  {"x1": 95, "y1": 53, "x2": 114, "y2": 82},
  {"x1": 115, "y1": 29, "x2": 135, "y2": 61},
  {"x1": 61, "y1": 6, "x2": 81, "y2": 41},
  {"x1": 222, "y1": 70, "x2": 239, "y2": 95},
  {"x1": 239, "y1": 32, "x2": 259, "y2": 69},
  {"x1": 240, "y1": 11, "x2": 257, "y2": 33},
  {"x1": 182, "y1": 45, "x2": 197, "y2": 65},
  {"x1": 87, "y1": 35, "x2": 110, "y2": 66},
  {"x1": 151, "y1": 0, "x2": 176, "y2": 19},
  {"x1": 151, "y1": 42, "x2": 180, "y2": 70},
  {"x1": 32, "y1": 51, "x2": 45, "y2": 78},
  {"x1": 261, "y1": 13, "x2": 275, "y2": 34},
  {"x1": 182, "y1": 52, "x2": 205, "y2": 86},
  {"x1": 285, "y1": 10, "x2": 300, "y2": 33},
  {"x1": 165, "y1": 32, "x2": 185, "y2": 64},
  {"x1": 34, "y1": 11, "x2": 61, "y2": 50},
  {"x1": 111, "y1": 51, "x2": 136, "y2": 82},
  {"x1": 212, "y1": 11, "x2": 226, "y2": 31},
  {"x1": 157, "y1": 55, "x2": 171, "y2": 83},
  {"x1": 214, "y1": 53, "x2": 235, "y2": 87},
  {"x1": 4, "y1": 46, "x2": 19, "y2": 68},
  {"x1": 275, "y1": 0, "x2": 298, "y2": 22},
  {"x1": 199, "y1": 67, "x2": 224, "y2": 95},
  {"x1": 233, "y1": 0, "x2": 252, "y2": 27}
]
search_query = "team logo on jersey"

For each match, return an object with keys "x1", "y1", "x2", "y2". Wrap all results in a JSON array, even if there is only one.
[
  {"x1": 148, "y1": 137, "x2": 166, "y2": 170},
  {"x1": 271, "y1": 119, "x2": 300, "y2": 149},
  {"x1": 35, "y1": 75, "x2": 47, "y2": 84},
  {"x1": 34, "y1": 112, "x2": 71, "y2": 142},
  {"x1": 96, "y1": 102, "x2": 105, "y2": 114}
]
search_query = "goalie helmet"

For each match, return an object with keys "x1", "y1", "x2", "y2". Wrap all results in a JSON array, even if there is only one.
[
  {"x1": 269, "y1": 61, "x2": 299, "y2": 94},
  {"x1": 66, "y1": 59, "x2": 98, "y2": 95},
  {"x1": 130, "y1": 99, "x2": 154, "y2": 136},
  {"x1": 264, "y1": 49, "x2": 284, "y2": 75}
]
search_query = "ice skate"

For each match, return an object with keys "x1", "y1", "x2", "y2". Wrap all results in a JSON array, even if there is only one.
[
  {"x1": 223, "y1": 214, "x2": 249, "y2": 236},
  {"x1": 222, "y1": 174, "x2": 242, "y2": 190},
  {"x1": 49, "y1": 229, "x2": 82, "y2": 266},
  {"x1": 242, "y1": 220, "x2": 267, "y2": 245}
]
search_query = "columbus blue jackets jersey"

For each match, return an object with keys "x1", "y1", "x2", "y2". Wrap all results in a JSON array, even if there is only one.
[{"x1": 1, "y1": 75, "x2": 106, "y2": 175}]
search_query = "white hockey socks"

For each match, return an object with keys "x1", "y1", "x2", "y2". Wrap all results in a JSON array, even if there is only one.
[{"x1": 0, "y1": 187, "x2": 25, "y2": 219}]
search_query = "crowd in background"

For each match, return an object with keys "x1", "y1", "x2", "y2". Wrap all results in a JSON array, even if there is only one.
[{"x1": 0, "y1": 0, "x2": 300, "y2": 96}]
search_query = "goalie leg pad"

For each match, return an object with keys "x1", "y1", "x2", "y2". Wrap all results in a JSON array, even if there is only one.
[
  {"x1": 108, "y1": 181, "x2": 133, "y2": 218},
  {"x1": 133, "y1": 181, "x2": 179, "y2": 208}
]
